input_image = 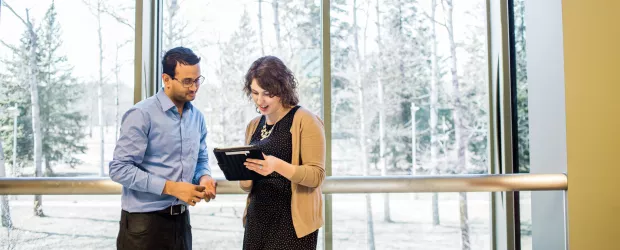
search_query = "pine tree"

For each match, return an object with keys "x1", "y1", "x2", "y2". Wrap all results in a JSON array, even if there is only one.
[
  {"x1": 0, "y1": 34, "x2": 35, "y2": 173},
  {"x1": 37, "y1": 2, "x2": 88, "y2": 173},
  {"x1": 0, "y1": 2, "x2": 87, "y2": 176},
  {"x1": 0, "y1": 1, "x2": 45, "y2": 216},
  {"x1": 357, "y1": 0, "x2": 433, "y2": 224}
]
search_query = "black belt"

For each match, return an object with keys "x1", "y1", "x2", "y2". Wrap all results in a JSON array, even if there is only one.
[{"x1": 156, "y1": 204, "x2": 186, "y2": 215}]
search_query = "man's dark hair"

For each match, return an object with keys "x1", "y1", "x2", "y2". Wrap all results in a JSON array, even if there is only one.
[
  {"x1": 162, "y1": 47, "x2": 201, "y2": 79},
  {"x1": 243, "y1": 56, "x2": 299, "y2": 107}
]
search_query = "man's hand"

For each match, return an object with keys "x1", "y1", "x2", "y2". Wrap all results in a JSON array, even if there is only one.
[
  {"x1": 199, "y1": 175, "x2": 217, "y2": 202},
  {"x1": 163, "y1": 181, "x2": 206, "y2": 206}
]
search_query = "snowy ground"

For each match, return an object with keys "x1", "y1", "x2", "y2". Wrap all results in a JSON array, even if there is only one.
[
  {"x1": 0, "y1": 126, "x2": 532, "y2": 249},
  {"x1": 1, "y1": 193, "x2": 526, "y2": 250}
]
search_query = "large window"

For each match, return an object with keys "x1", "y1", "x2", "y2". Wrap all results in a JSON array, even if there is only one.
[
  {"x1": 0, "y1": 0, "x2": 561, "y2": 249},
  {"x1": 0, "y1": 0, "x2": 135, "y2": 248},
  {"x1": 330, "y1": 0, "x2": 490, "y2": 249}
]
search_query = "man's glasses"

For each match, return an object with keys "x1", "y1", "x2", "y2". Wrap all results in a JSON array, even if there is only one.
[{"x1": 173, "y1": 75, "x2": 204, "y2": 88}]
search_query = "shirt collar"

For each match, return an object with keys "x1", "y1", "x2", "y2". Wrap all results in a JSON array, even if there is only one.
[
  {"x1": 156, "y1": 89, "x2": 176, "y2": 112},
  {"x1": 156, "y1": 88, "x2": 194, "y2": 113}
]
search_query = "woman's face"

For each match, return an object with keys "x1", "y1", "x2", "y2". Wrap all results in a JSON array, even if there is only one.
[{"x1": 251, "y1": 79, "x2": 283, "y2": 115}]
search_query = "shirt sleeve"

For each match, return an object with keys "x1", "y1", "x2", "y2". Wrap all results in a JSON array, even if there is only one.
[
  {"x1": 193, "y1": 115, "x2": 211, "y2": 184},
  {"x1": 108, "y1": 108, "x2": 167, "y2": 195}
]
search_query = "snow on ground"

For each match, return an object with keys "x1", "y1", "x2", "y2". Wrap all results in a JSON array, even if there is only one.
[{"x1": 0, "y1": 193, "x2": 532, "y2": 249}]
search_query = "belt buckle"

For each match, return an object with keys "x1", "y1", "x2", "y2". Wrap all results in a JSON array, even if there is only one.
[{"x1": 169, "y1": 205, "x2": 186, "y2": 215}]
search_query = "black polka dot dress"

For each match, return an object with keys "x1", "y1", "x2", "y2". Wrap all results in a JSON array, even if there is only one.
[{"x1": 243, "y1": 105, "x2": 319, "y2": 250}]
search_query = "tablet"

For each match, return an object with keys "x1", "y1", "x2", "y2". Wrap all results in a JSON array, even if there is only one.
[{"x1": 213, "y1": 145, "x2": 265, "y2": 181}]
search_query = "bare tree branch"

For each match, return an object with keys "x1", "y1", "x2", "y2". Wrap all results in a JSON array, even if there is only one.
[
  {"x1": 81, "y1": 0, "x2": 98, "y2": 15},
  {"x1": 117, "y1": 38, "x2": 132, "y2": 48},
  {"x1": 1, "y1": 1, "x2": 28, "y2": 27},
  {"x1": 0, "y1": 39, "x2": 19, "y2": 53},
  {"x1": 81, "y1": 0, "x2": 134, "y2": 31},
  {"x1": 422, "y1": 9, "x2": 448, "y2": 30},
  {"x1": 101, "y1": 3, "x2": 134, "y2": 31},
  {"x1": 440, "y1": 0, "x2": 451, "y2": 33},
  {"x1": 81, "y1": 0, "x2": 98, "y2": 18}
]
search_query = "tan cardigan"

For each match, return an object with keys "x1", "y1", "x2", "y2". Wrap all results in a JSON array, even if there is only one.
[{"x1": 239, "y1": 106, "x2": 326, "y2": 238}]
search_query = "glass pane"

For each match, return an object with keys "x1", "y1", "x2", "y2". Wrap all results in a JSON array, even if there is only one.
[
  {"x1": 161, "y1": 0, "x2": 322, "y2": 162},
  {"x1": 0, "y1": 0, "x2": 136, "y2": 178},
  {"x1": 0, "y1": 195, "x2": 122, "y2": 249},
  {"x1": 0, "y1": 0, "x2": 135, "y2": 248},
  {"x1": 0, "y1": 195, "x2": 250, "y2": 249},
  {"x1": 162, "y1": 0, "x2": 322, "y2": 148},
  {"x1": 330, "y1": 0, "x2": 490, "y2": 249},
  {"x1": 519, "y1": 191, "x2": 532, "y2": 250},
  {"x1": 513, "y1": 0, "x2": 531, "y2": 248},
  {"x1": 161, "y1": 0, "x2": 323, "y2": 248},
  {"x1": 332, "y1": 193, "x2": 490, "y2": 249}
]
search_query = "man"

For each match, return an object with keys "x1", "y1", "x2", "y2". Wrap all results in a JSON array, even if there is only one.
[{"x1": 109, "y1": 47, "x2": 216, "y2": 250}]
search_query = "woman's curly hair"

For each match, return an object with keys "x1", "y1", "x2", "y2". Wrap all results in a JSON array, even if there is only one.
[{"x1": 243, "y1": 56, "x2": 299, "y2": 108}]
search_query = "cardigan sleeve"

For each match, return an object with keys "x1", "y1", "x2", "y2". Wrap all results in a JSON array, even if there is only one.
[{"x1": 290, "y1": 112, "x2": 326, "y2": 188}]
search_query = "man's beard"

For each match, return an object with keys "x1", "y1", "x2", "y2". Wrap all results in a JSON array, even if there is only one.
[{"x1": 175, "y1": 93, "x2": 190, "y2": 103}]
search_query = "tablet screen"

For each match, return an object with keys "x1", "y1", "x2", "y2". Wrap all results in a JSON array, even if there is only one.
[{"x1": 213, "y1": 146, "x2": 264, "y2": 180}]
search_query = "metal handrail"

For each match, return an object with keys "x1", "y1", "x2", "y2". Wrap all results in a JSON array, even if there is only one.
[{"x1": 0, "y1": 173, "x2": 567, "y2": 195}]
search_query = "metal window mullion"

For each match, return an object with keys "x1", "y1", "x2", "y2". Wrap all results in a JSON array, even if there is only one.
[
  {"x1": 133, "y1": 0, "x2": 144, "y2": 104},
  {"x1": 134, "y1": 0, "x2": 160, "y2": 105},
  {"x1": 320, "y1": 0, "x2": 332, "y2": 249},
  {"x1": 152, "y1": 0, "x2": 163, "y2": 92},
  {"x1": 524, "y1": 0, "x2": 570, "y2": 249},
  {"x1": 506, "y1": 1, "x2": 523, "y2": 249},
  {"x1": 487, "y1": 0, "x2": 517, "y2": 249}
]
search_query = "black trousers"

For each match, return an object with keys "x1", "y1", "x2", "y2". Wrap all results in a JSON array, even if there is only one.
[{"x1": 117, "y1": 209, "x2": 192, "y2": 250}]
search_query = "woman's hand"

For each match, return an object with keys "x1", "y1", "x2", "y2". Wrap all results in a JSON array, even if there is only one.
[{"x1": 245, "y1": 153, "x2": 281, "y2": 176}]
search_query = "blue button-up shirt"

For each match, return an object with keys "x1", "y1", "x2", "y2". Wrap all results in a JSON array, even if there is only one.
[{"x1": 109, "y1": 89, "x2": 210, "y2": 213}]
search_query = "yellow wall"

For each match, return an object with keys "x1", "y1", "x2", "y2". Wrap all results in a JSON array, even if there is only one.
[{"x1": 563, "y1": 1, "x2": 620, "y2": 249}]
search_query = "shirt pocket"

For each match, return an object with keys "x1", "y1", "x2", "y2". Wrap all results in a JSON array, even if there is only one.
[{"x1": 188, "y1": 136, "x2": 201, "y2": 161}]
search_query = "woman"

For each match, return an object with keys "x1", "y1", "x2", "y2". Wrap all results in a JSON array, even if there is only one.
[{"x1": 240, "y1": 55, "x2": 325, "y2": 250}]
